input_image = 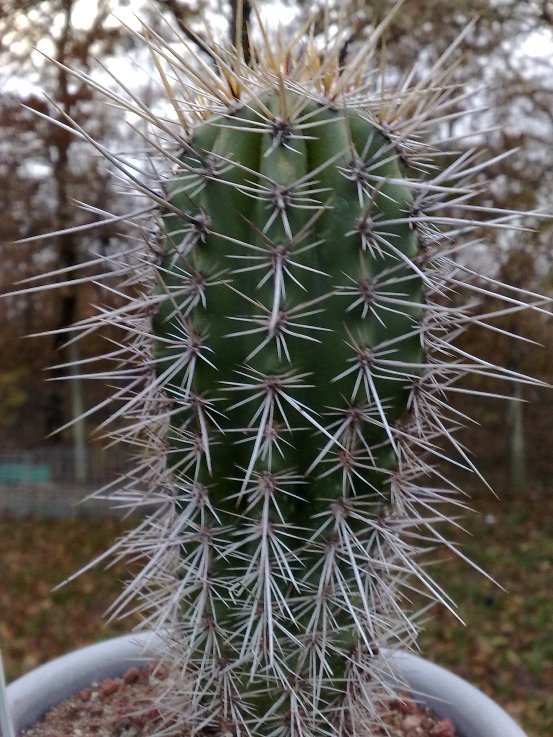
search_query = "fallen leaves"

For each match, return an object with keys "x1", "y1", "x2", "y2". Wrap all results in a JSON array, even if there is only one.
[
  {"x1": 417, "y1": 486, "x2": 553, "y2": 737},
  {"x1": 0, "y1": 517, "x2": 139, "y2": 683}
]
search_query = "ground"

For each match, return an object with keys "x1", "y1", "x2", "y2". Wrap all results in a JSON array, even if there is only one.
[{"x1": 1, "y1": 485, "x2": 552, "y2": 737}]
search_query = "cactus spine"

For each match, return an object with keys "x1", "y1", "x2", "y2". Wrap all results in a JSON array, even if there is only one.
[{"x1": 21, "y1": 5, "x2": 548, "y2": 737}]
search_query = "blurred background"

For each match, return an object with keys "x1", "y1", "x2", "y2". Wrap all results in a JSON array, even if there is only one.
[{"x1": 0, "y1": 1, "x2": 552, "y2": 736}]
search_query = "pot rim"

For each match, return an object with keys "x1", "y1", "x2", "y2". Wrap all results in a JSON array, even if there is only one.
[{"x1": 7, "y1": 634, "x2": 527, "y2": 737}]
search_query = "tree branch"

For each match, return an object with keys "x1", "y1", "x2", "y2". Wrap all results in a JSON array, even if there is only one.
[
  {"x1": 230, "y1": 0, "x2": 252, "y2": 65},
  {"x1": 154, "y1": 0, "x2": 218, "y2": 63}
]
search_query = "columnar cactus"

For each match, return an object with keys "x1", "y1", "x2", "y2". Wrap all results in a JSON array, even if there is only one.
[
  {"x1": 24, "y1": 5, "x2": 547, "y2": 737},
  {"x1": 154, "y1": 88, "x2": 427, "y2": 734}
]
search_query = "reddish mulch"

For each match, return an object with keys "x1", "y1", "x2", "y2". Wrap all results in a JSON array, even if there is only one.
[{"x1": 19, "y1": 666, "x2": 457, "y2": 737}]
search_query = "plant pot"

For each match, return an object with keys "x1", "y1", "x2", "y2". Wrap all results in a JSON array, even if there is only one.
[
  {"x1": 6, "y1": 633, "x2": 165, "y2": 734},
  {"x1": 6, "y1": 634, "x2": 528, "y2": 737},
  {"x1": 391, "y1": 651, "x2": 528, "y2": 737}
]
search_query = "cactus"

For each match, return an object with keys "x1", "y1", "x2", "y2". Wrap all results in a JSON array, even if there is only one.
[
  {"x1": 18, "y1": 4, "x2": 548, "y2": 737},
  {"x1": 154, "y1": 87, "x2": 428, "y2": 734}
]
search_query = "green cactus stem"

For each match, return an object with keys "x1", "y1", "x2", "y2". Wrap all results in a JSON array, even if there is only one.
[{"x1": 153, "y1": 90, "x2": 426, "y2": 733}]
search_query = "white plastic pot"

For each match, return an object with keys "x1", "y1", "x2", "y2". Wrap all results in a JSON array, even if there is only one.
[
  {"x1": 7, "y1": 635, "x2": 527, "y2": 737},
  {"x1": 392, "y1": 651, "x2": 527, "y2": 737}
]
